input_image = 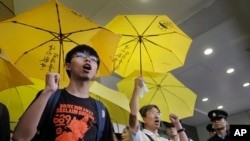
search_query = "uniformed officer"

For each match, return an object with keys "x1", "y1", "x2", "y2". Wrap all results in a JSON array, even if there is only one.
[{"x1": 207, "y1": 109, "x2": 230, "y2": 141}]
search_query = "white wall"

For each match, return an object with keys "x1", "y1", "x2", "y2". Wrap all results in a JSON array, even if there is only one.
[{"x1": 196, "y1": 109, "x2": 250, "y2": 141}]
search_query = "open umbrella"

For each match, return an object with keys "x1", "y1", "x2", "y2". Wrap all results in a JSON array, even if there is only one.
[
  {"x1": 117, "y1": 73, "x2": 197, "y2": 122},
  {"x1": 106, "y1": 15, "x2": 192, "y2": 77},
  {"x1": 0, "y1": 0, "x2": 120, "y2": 82},
  {"x1": 0, "y1": 48, "x2": 33, "y2": 92},
  {"x1": 0, "y1": 78, "x2": 44, "y2": 130},
  {"x1": 89, "y1": 81, "x2": 142, "y2": 125}
]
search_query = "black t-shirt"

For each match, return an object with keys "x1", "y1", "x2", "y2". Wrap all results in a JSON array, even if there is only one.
[{"x1": 36, "y1": 89, "x2": 114, "y2": 141}]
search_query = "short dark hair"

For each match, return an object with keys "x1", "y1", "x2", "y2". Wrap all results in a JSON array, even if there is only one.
[
  {"x1": 65, "y1": 44, "x2": 100, "y2": 77},
  {"x1": 163, "y1": 122, "x2": 175, "y2": 128},
  {"x1": 206, "y1": 123, "x2": 215, "y2": 132},
  {"x1": 139, "y1": 104, "x2": 160, "y2": 117}
]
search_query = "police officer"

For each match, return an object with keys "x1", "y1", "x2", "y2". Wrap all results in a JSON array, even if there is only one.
[{"x1": 207, "y1": 109, "x2": 230, "y2": 141}]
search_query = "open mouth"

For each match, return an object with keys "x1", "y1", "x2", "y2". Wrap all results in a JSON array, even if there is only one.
[
  {"x1": 154, "y1": 119, "x2": 160, "y2": 125},
  {"x1": 83, "y1": 64, "x2": 91, "y2": 71}
]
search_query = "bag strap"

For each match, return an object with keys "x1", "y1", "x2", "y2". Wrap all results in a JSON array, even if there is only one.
[
  {"x1": 145, "y1": 133, "x2": 155, "y2": 141},
  {"x1": 38, "y1": 89, "x2": 62, "y2": 129},
  {"x1": 95, "y1": 100, "x2": 106, "y2": 141}
]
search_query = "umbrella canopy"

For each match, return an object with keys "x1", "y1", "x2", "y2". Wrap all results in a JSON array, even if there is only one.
[
  {"x1": 0, "y1": 0, "x2": 120, "y2": 82},
  {"x1": 0, "y1": 78, "x2": 44, "y2": 130},
  {"x1": 106, "y1": 15, "x2": 192, "y2": 77},
  {"x1": 117, "y1": 73, "x2": 197, "y2": 122},
  {"x1": 89, "y1": 81, "x2": 142, "y2": 125},
  {"x1": 0, "y1": 48, "x2": 33, "y2": 92}
]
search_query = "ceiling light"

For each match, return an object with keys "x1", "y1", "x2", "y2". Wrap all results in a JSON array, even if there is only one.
[
  {"x1": 243, "y1": 82, "x2": 250, "y2": 87},
  {"x1": 204, "y1": 48, "x2": 213, "y2": 55},
  {"x1": 202, "y1": 98, "x2": 208, "y2": 102},
  {"x1": 217, "y1": 105, "x2": 223, "y2": 109},
  {"x1": 226, "y1": 68, "x2": 234, "y2": 74}
]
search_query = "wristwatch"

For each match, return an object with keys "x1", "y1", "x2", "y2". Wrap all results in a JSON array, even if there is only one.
[{"x1": 177, "y1": 128, "x2": 186, "y2": 133}]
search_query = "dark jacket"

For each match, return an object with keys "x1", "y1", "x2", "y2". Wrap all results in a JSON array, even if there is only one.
[
  {"x1": 208, "y1": 130, "x2": 230, "y2": 141},
  {"x1": 0, "y1": 103, "x2": 10, "y2": 141}
]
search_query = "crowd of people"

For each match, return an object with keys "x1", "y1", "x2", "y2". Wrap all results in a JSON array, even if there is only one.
[{"x1": 0, "y1": 44, "x2": 231, "y2": 141}]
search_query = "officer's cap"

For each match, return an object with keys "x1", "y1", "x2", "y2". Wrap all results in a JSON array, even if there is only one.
[{"x1": 208, "y1": 109, "x2": 228, "y2": 121}]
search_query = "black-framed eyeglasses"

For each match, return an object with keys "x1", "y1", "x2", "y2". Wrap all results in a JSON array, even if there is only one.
[{"x1": 74, "y1": 52, "x2": 98, "y2": 62}]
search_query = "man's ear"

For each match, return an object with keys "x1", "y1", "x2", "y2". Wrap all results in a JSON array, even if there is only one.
[{"x1": 65, "y1": 62, "x2": 70, "y2": 71}]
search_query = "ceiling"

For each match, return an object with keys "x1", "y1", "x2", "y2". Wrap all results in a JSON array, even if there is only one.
[{"x1": 2, "y1": 0, "x2": 250, "y2": 126}]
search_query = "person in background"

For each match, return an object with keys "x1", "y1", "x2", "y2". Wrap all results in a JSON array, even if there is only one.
[
  {"x1": 0, "y1": 102, "x2": 10, "y2": 141},
  {"x1": 13, "y1": 44, "x2": 114, "y2": 141},
  {"x1": 121, "y1": 126, "x2": 130, "y2": 141},
  {"x1": 207, "y1": 109, "x2": 230, "y2": 141},
  {"x1": 129, "y1": 76, "x2": 188, "y2": 141},
  {"x1": 164, "y1": 122, "x2": 192, "y2": 141},
  {"x1": 206, "y1": 123, "x2": 216, "y2": 138},
  {"x1": 164, "y1": 122, "x2": 181, "y2": 141},
  {"x1": 113, "y1": 132, "x2": 119, "y2": 141}
]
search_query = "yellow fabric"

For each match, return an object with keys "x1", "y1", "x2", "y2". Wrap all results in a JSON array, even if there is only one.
[
  {"x1": 117, "y1": 73, "x2": 197, "y2": 122},
  {"x1": 89, "y1": 81, "x2": 142, "y2": 125},
  {"x1": 0, "y1": 0, "x2": 120, "y2": 82},
  {"x1": 0, "y1": 78, "x2": 44, "y2": 130},
  {"x1": 106, "y1": 15, "x2": 192, "y2": 77},
  {"x1": 0, "y1": 48, "x2": 33, "y2": 92}
]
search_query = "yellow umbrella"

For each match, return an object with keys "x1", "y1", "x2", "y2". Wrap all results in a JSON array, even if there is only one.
[
  {"x1": 106, "y1": 15, "x2": 192, "y2": 77},
  {"x1": 117, "y1": 73, "x2": 197, "y2": 122},
  {"x1": 0, "y1": 48, "x2": 33, "y2": 92},
  {"x1": 89, "y1": 81, "x2": 142, "y2": 125},
  {"x1": 0, "y1": 0, "x2": 120, "y2": 82},
  {"x1": 0, "y1": 78, "x2": 44, "y2": 130}
]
